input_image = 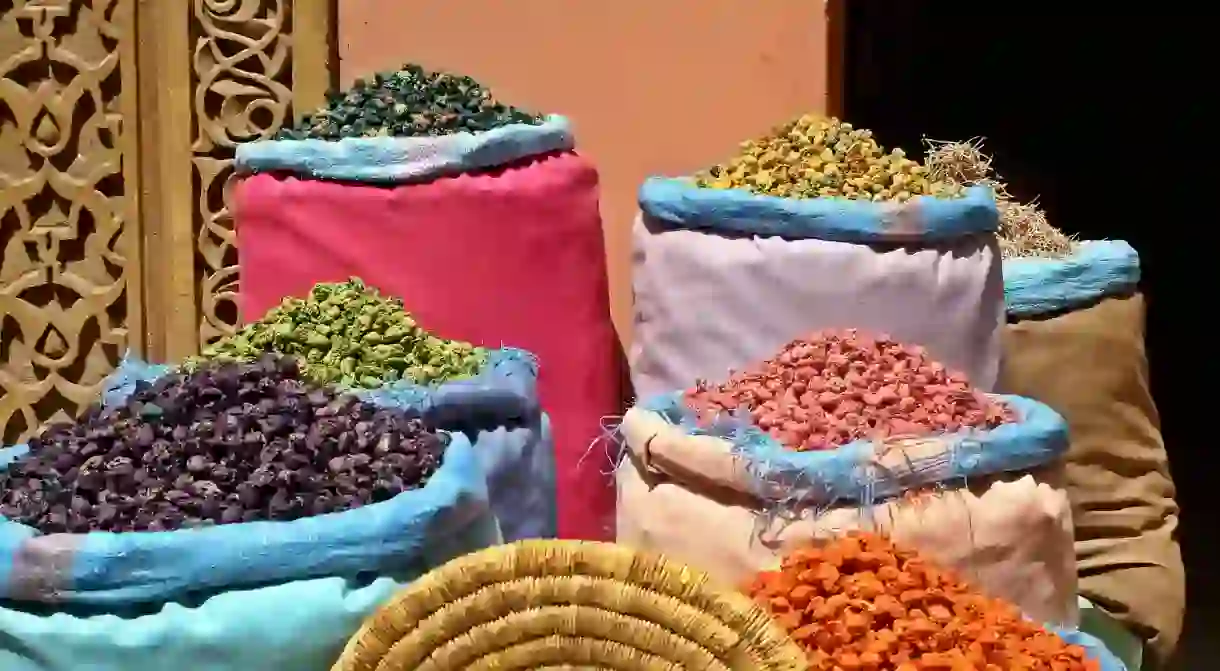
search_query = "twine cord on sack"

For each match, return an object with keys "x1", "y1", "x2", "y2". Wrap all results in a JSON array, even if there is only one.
[
  {"x1": 868, "y1": 433, "x2": 987, "y2": 586},
  {"x1": 586, "y1": 415, "x2": 629, "y2": 539},
  {"x1": 753, "y1": 433, "x2": 981, "y2": 549},
  {"x1": 330, "y1": 540, "x2": 807, "y2": 671},
  {"x1": 581, "y1": 415, "x2": 629, "y2": 478}
]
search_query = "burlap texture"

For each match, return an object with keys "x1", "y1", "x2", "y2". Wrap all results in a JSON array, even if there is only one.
[
  {"x1": 1000, "y1": 292, "x2": 1183, "y2": 667},
  {"x1": 615, "y1": 407, "x2": 1079, "y2": 627}
]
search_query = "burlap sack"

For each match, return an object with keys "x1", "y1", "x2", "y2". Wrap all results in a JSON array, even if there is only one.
[
  {"x1": 615, "y1": 407, "x2": 1079, "y2": 627},
  {"x1": 1001, "y1": 292, "x2": 1183, "y2": 666}
]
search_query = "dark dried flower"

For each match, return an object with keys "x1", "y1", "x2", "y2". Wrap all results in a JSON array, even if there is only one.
[
  {"x1": 275, "y1": 64, "x2": 544, "y2": 140},
  {"x1": 0, "y1": 355, "x2": 445, "y2": 533}
]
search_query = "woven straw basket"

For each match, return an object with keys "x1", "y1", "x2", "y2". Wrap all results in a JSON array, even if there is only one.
[{"x1": 330, "y1": 539, "x2": 807, "y2": 670}]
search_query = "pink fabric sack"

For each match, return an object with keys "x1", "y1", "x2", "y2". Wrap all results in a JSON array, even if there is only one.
[{"x1": 234, "y1": 145, "x2": 621, "y2": 541}]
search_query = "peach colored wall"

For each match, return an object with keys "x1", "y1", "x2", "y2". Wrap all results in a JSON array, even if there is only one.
[{"x1": 339, "y1": 1, "x2": 830, "y2": 343}]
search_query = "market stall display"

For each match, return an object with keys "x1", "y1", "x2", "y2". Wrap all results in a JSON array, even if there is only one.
[
  {"x1": 630, "y1": 114, "x2": 1005, "y2": 401},
  {"x1": 133, "y1": 279, "x2": 556, "y2": 542},
  {"x1": 0, "y1": 357, "x2": 501, "y2": 671},
  {"x1": 745, "y1": 532, "x2": 1128, "y2": 670},
  {"x1": 926, "y1": 141, "x2": 1183, "y2": 666},
  {"x1": 331, "y1": 539, "x2": 808, "y2": 671},
  {"x1": 235, "y1": 64, "x2": 620, "y2": 541},
  {"x1": 618, "y1": 329, "x2": 1078, "y2": 626}
]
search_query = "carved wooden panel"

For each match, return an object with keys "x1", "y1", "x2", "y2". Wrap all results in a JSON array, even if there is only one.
[
  {"x1": 0, "y1": 0, "x2": 141, "y2": 443},
  {"x1": 192, "y1": 0, "x2": 294, "y2": 348},
  {"x1": 0, "y1": 0, "x2": 332, "y2": 442},
  {"x1": 141, "y1": 0, "x2": 334, "y2": 361}
]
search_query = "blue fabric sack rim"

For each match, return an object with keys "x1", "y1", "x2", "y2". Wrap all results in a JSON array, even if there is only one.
[
  {"x1": 234, "y1": 115, "x2": 574, "y2": 185},
  {"x1": 0, "y1": 431, "x2": 489, "y2": 605},
  {"x1": 638, "y1": 177, "x2": 999, "y2": 243},
  {"x1": 642, "y1": 392, "x2": 1068, "y2": 506},
  {"x1": 356, "y1": 346, "x2": 540, "y2": 420},
  {"x1": 1003, "y1": 239, "x2": 1140, "y2": 318}
]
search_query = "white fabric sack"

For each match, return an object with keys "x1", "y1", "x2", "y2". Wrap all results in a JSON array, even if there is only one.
[{"x1": 629, "y1": 179, "x2": 1006, "y2": 397}]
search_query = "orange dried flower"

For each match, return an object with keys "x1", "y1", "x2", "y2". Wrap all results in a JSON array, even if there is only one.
[{"x1": 743, "y1": 531, "x2": 1100, "y2": 671}]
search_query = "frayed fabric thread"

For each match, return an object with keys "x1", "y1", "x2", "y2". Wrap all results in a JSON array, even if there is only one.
[
  {"x1": 640, "y1": 391, "x2": 1065, "y2": 503},
  {"x1": 582, "y1": 415, "x2": 627, "y2": 478},
  {"x1": 630, "y1": 391, "x2": 1067, "y2": 545}
]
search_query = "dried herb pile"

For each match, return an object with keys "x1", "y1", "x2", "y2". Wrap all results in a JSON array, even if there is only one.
[
  {"x1": 0, "y1": 356, "x2": 446, "y2": 533},
  {"x1": 684, "y1": 329, "x2": 1014, "y2": 452},
  {"x1": 746, "y1": 532, "x2": 1101, "y2": 670},
  {"x1": 199, "y1": 278, "x2": 486, "y2": 389},
  {"x1": 694, "y1": 115, "x2": 960, "y2": 202},
  {"x1": 276, "y1": 63, "x2": 544, "y2": 140},
  {"x1": 924, "y1": 138, "x2": 1075, "y2": 259}
]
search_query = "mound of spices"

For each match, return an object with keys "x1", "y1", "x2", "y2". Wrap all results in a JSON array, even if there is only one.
[
  {"x1": 0, "y1": 355, "x2": 446, "y2": 533},
  {"x1": 694, "y1": 115, "x2": 961, "y2": 202},
  {"x1": 924, "y1": 138, "x2": 1074, "y2": 259},
  {"x1": 276, "y1": 63, "x2": 544, "y2": 140},
  {"x1": 199, "y1": 278, "x2": 486, "y2": 389},
  {"x1": 745, "y1": 532, "x2": 1100, "y2": 671},
  {"x1": 684, "y1": 329, "x2": 1014, "y2": 451}
]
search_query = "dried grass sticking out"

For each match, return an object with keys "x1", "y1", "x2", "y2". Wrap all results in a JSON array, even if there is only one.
[{"x1": 924, "y1": 138, "x2": 1075, "y2": 259}]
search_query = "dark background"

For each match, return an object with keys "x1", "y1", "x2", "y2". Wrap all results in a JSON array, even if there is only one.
[{"x1": 840, "y1": 6, "x2": 1209, "y2": 669}]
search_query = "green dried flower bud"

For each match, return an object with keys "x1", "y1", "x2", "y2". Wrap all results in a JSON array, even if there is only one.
[
  {"x1": 200, "y1": 277, "x2": 487, "y2": 389},
  {"x1": 274, "y1": 63, "x2": 545, "y2": 140}
]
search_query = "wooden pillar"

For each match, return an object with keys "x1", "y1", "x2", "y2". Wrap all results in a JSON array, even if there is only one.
[{"x1": 139, "y1": 0, "x2": 337, "y2": 362}]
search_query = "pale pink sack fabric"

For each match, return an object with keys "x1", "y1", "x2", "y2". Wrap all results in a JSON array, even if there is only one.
[
  {"x1": 614, "y1": 407, "x2": 1080, "y2": 627},
  {"x1": 629, "y1": 214, "x2": 1006, "y2": 398}
]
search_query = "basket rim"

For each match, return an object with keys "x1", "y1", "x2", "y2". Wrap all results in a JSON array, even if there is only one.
[{"x1": 330, "y1": 539, "x2": 808, "y2": 671}]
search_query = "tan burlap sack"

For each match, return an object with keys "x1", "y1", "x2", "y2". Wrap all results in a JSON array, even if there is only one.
[
  {"x1": 615, "y1": 406, "x2": 1079, "y2": 627},
  {"x1": 1001, "y1": 292, "x2": 1183, "y2": 666}
]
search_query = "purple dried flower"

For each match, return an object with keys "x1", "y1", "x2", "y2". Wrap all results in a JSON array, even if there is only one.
[{"x1": 0, "y1": 355, "x2": 445, "y2": 532}]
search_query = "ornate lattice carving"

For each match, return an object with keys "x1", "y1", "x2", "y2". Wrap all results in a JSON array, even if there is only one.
[
  {"x1": 0, "y1": 0, "x2": 138, "y2": 443},
  {"x1": 191, "y1": 0, "x2": 293, "y2": 346}
]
